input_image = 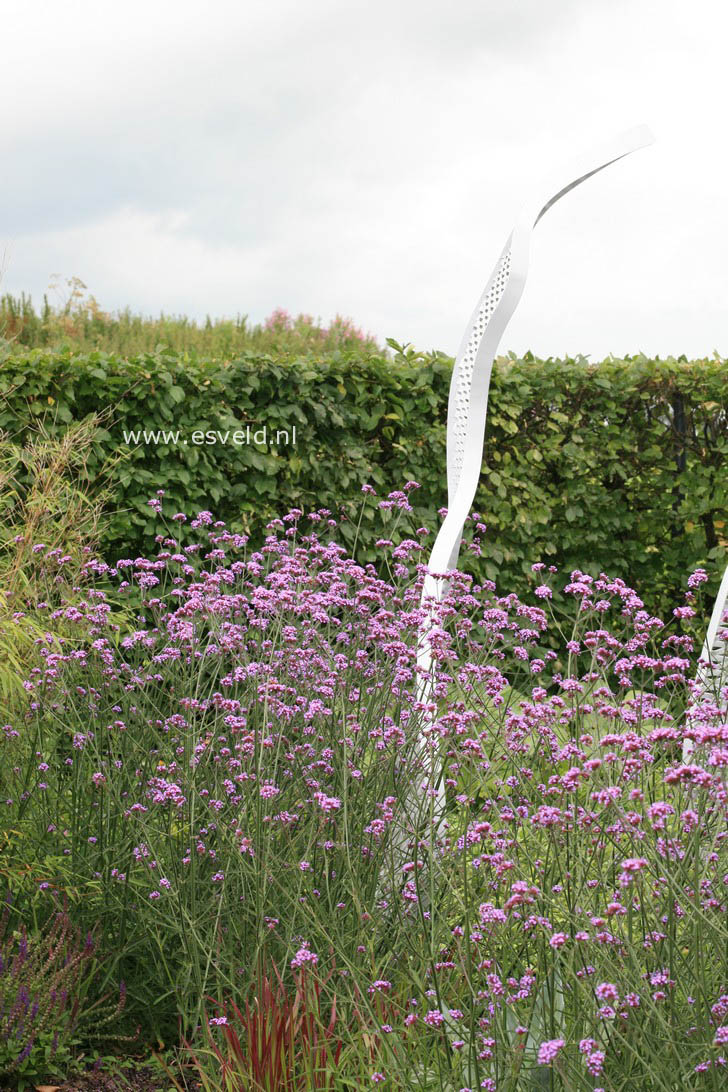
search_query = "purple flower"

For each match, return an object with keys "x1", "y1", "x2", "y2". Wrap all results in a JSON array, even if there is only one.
[
  {"x1": 538, "y1": 1039, "x2": 565, "y2": 1065},
  {"x1": 290, "y1": 942, "x2": 318, "y2": 969},
  {"x1": 424, "y1": 1009, "x2": 444, "y2": 1027}
]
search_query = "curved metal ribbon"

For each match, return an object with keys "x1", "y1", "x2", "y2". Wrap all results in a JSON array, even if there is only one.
[
  {"x1": 387, "y1": 126, "x2": 656, "y2": 891},
  {"x1": 434, "y1": 124, "x2": 655, "y2": 589},
  {"x1": 683, "y1": 563, "x2": 728, "y2": 762}
]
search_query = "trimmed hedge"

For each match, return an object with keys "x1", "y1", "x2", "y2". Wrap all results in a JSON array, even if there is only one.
[{"x1": 0, "y1": 343, "x2": 725, "y2": 614}]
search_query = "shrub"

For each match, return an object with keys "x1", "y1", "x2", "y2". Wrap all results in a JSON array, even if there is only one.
[
  {"x1": 0, "y1": 895, "x2": 126, "y2": 1089},
  {"x1": 0, "y1": 345, "x2": 724, "y2": 618}
]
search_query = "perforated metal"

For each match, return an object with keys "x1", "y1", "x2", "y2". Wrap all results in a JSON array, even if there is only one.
[
  {"x1": 684, "y1": 571, "x2": 728, "y2": 761},
  {"x1": 377, "y1": 126, "x2": 655, "y2": 913},
  {"x1": 705, "y1": 619, "x2": 728, "y2": 693},
  {"x1": 450, "y1": 249, "x2": 512, "y2": 493}
]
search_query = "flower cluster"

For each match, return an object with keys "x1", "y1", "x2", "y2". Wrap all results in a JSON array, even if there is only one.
[{"x1": 5, "y1": 493, "x2": 726, "y2": 1088}]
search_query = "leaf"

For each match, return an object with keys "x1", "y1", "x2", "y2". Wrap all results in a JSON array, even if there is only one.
[{"x1": 1, "y1": 344, "x2": 725, "y2": 621}]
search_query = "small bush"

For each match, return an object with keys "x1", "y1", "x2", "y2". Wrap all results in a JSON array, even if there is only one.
[{"x1": 0, "y1": 895, "x2": 126, "y2": 1088}]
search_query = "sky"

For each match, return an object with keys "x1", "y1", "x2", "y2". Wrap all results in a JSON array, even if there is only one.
[{"x1": 1, "y1": 0, "x2": 726, "y2": 360}]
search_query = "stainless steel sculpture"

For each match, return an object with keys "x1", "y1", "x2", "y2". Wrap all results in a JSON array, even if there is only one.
[
  {"x1": 387, "y1": 127, "x2": 657, "y2": 891},
  {"x1": 683, "y1": 563, "x2": 728, "y2": 762}
]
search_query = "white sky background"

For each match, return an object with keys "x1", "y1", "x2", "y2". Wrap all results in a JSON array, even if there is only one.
[{"x1": 1, "y1": 0, "x2": 726, "y2": 359}]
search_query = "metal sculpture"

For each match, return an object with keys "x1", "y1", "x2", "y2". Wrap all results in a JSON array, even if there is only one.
[
  {"x1": 387, "y1": 126, "x2": 657, "y2": 890},
  {"x1": 683, "y1": 563, "x2": 728, "y2": 762}
]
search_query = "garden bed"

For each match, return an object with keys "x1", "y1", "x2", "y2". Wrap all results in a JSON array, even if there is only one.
[{"x1": 1, "y1": 477, "x2": 726, "y2": 1089}]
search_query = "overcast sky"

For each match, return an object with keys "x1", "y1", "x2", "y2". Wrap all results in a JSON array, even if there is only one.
[{"x1": 1, "y1": 0, "x2": 726, "y2": 359}]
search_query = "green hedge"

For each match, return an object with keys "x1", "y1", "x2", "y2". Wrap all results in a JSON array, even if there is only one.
[{"x1": 0, "y1": 343, "x2": 725, "y2": 614}]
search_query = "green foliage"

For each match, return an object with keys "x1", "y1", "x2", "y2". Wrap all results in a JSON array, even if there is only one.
[
  {"x1": 2, "y1": 495, "x2": 726, "y2": 1088},
  {"x1": 0, "y1": 282, "x2": 379, "y2": 358},
  {"x1": 0, "y1": 416, "x2": 119, "y2": 715},
  {"x1": 0, "y1": 344, "x2": 725, "y2": 615},
  {"x1": 0, "y1": 897, "x2": 126, "y2": 1089},
  {"x1": 168, "y1": 959, "x2": 345, "y2": 1092}
]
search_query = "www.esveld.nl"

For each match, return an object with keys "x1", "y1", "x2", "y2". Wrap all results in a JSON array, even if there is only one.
[{"x1": 122, "y1": 425, "x2": 297, "y2": 447}]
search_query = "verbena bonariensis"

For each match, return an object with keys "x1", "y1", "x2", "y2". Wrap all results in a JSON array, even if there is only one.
[{"x1": 4, "y1": 486, "x2": 726, "y2": 1090}]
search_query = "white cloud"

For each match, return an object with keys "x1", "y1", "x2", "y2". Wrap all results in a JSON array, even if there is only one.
[{"x1": 1, "y1": 0, "x2": 727, "y2": 357}]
